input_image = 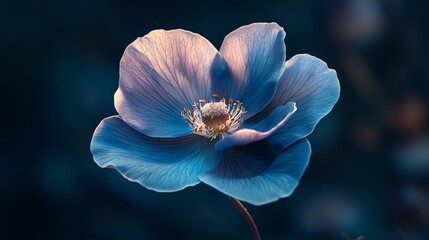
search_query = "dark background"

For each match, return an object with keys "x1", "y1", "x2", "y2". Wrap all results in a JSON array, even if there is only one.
[{"x1": 2, "y1": 0, "x2": 429, "y2": 239}]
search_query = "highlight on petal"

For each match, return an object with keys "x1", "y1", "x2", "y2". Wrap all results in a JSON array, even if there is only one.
[
  {"x1": 211, "y1": 22, "x2": 286, "y2": 119},
  {"x1": 90, "y1": 116, "x2": 220, "y2": 192},
  {"x1": 200, "y1": 139, "x2": 311, "y2": 206},
  {"x1": 116, "y1": 29, "x2": 219, "y2": 138},
  {"x1": 215, "y1": 102, "x2": 297, "y2": 151},
  {"x1": 251, "y1": 54, "x2": 340, "y2": 151}
]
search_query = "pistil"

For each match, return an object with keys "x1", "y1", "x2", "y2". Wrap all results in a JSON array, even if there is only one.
[{"x1": 181, "y1": 95, "x2": 246, "y2": 140}]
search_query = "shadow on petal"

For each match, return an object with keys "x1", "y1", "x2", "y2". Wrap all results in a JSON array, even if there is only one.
[
  {"x1": 200, "y1": 139, "x2": 311, "y2": 205},
  {"x1": 211, "y1": 23, "x2": 286, "y2": 119}
]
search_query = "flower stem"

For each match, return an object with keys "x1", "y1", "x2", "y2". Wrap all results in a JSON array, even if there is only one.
[{"x1": 229, "y1": 197, "x2": 261, "y2": 240}]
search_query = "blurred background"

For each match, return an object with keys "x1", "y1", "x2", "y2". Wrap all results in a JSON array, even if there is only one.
[{"x1": 1, "y1": 0, "x2": 429, "y2": 239}]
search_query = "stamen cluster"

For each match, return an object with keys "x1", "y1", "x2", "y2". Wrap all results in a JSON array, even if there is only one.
[{"x1": 181, "y1": 95, "x2": 246, "y2": 140}]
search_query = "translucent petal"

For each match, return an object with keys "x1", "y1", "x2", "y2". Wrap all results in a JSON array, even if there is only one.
[
  {"x1": 211, "y1": 23, "x2": 286, "y2": 119},
  {"x1": 250, "y1": 54, "x2": 340, "y2": 151},
  {"x1": 116, "y1": 29, "x2": 219, "y2": 137},
  {"x1": 91, "y1": 116, "x2": 220, "y2": 191}
]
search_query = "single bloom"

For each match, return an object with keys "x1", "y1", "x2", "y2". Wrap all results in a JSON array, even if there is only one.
[{"x1": 90, "y1": 22, "x2": 340, "y2": 205}]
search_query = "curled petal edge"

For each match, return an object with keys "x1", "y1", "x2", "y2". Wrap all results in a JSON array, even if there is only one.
[{"x1": 215, "y1": 102, "x2": 297, "y2": 151}]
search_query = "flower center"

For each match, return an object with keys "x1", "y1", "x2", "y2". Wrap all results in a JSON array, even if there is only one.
[{"x1": 181, "y1": 94, "x2": 246, "y2": 140}]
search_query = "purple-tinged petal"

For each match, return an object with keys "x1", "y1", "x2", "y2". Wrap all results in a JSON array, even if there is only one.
[
  {"x1": 200, "y1": 139, "x2": 311, "y2": 206},
  {"x1": 211, "y1": 23, "x2": 286, "y2": 119},
  {"x1": 215, "y1": 102, "x2": 297, "y2": 151},
  {"x1": 116, "y1": 29, "x2": 219, "y2": 138},
  {"x1": 90, "y1": 116, "x2": 220, "y2": 192},
  {"x1": 250, "y1": 54, "x2": 340, "y2": 152}
]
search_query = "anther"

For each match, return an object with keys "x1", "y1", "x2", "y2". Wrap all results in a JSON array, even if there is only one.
[{"x1": 181, "y1": 96, "x2": 246, "y2": 140}]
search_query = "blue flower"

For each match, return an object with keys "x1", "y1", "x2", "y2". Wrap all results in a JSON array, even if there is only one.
[{"x1": 90, "y1": 23, "x2": 340, "y2": 205}]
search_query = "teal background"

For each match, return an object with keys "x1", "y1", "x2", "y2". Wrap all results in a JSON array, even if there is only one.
[{"x1": 1, "y1": 0, "x2": 429, "y2": 239}]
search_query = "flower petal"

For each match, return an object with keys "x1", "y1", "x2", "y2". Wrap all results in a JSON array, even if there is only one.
[
  {"x1": 199, "y1": 139, "x2": 311, "y2": 206},
  {"x1": 215, "y1": 102, "x2": 297, "y2": 151},
  {"x1": 211, "y1": 23, "x2": 286, "y2": 119},
  {"x1": 90, "y1": 116, "x2": 220, "y2": 192},
  {"x1": 252, "y1": 54, "x2": 340, "y2": 152},
  {"x1": 116, "y1": 29, "x2": 219, "y2": 138}
]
